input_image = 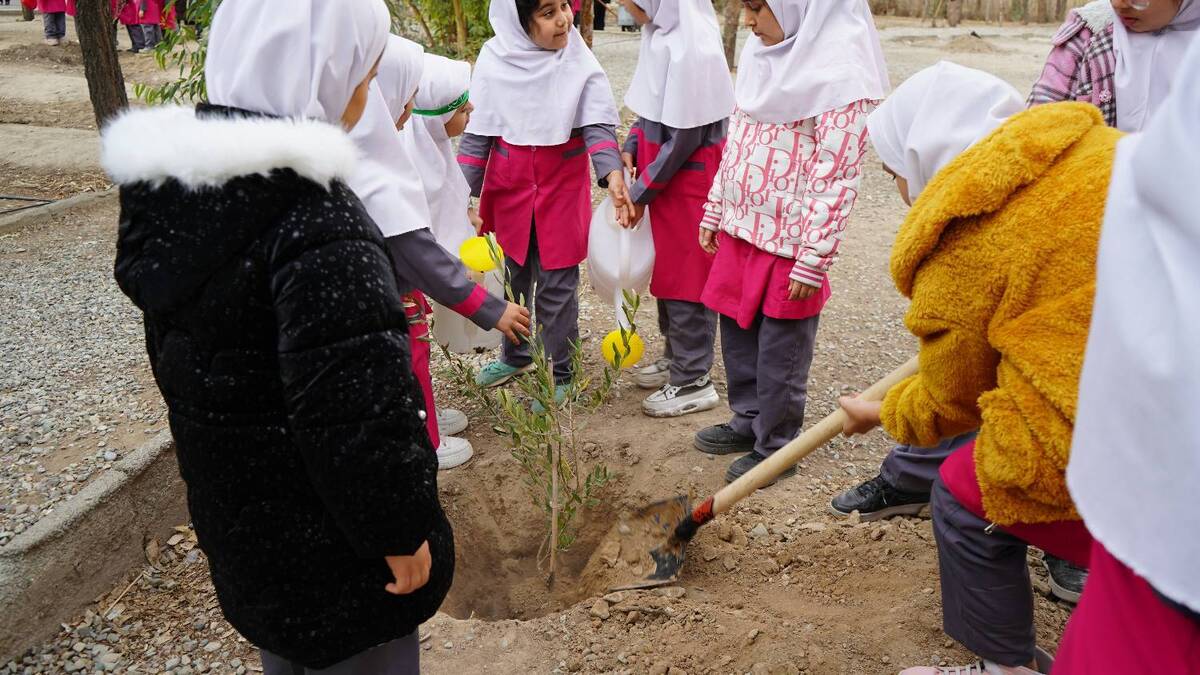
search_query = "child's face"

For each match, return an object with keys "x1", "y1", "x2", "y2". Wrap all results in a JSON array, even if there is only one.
[
  {"x1": 742, "y1": 0, "x2": 784, "y2": 46},
  {"x1": 528, "y1": 0, "x2": 573, "y2": 50},
  {"x1": 341, "y1": 58, "x2": 381, "y2": 131},
  {"x1": 443, "y1": 101, "x2": 475, "y2": 138},
  {"x1": 394, "y1": 95, "x2": 416, "y2": 131},
  {"x1": 618, "y1": 0, "x2": 650, "y2": 25},
  {"x1": 884, "y1": 164, "x2": 912, "y2": 206},
  {"x1": 1111, "y1": 0, "x2": 1183, "y2": 33}
]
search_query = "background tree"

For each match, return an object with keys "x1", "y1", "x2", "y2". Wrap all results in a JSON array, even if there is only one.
[
  {"x1": 75, "y1": 0, "x2": 128, "y2": 127},
  {"x1": 580, "y1": 0, "x2": 595, "y2": 48},
  {"x1": 722, "y1": 0, "x2": 740, "y2": 70}
]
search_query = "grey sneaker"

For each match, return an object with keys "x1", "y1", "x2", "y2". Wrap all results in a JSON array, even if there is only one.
[
  {"x1": 694, "y1": 423, "x2": 756, "y2": 456},
  {"x1": 634, "y1": 358, "x2": 671, "y2": 390},
  {"x1": 642, "y1": 376, "x2": 720, "y2": 418},
  {"x1": 1043, "y1": 555, "x2": 1087, "y2": 604}
]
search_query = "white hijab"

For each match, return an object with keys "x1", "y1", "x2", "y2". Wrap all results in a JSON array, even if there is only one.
[
  {"x1": 403, "y1": 53, "x2": 475, "y2": 255},
  {"x1": 735, "y1": 0, "x2": 889, "y2": 124},
  {"x1": 347, "y1": 38, "x2": 432, "y2": 239},
  {"x1": 623, "y1": 0, "x2": 735, "y2": 129},
  {"x1": 467, "y1": 0, "x2": 619, "y2": 145},
  {"x1": 867, "y1": 62, "x2": 1025, "y2": 202},
  {"x1": 1069, "y1": 37, "x2": 1200, "y2": 614},
  {"x1": 206, "y1": 0, "x2": 390, "y2": 122},
  {"x1": 376, "y1": 35, "x2": 426, "y2": 121},
  {"x1": 1112, "y1": 0, "x2": 1200, "y2": 132}
]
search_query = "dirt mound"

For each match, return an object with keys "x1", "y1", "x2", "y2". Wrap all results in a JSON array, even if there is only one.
[
  {"x1": 0, "y1": 42, "x2": 85, "y2": 67},
  {"x1": 946, "y1": 33, "x2": 1002, "y2": 53}
]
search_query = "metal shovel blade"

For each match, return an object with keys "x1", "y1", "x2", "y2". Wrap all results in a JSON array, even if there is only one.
[{"x1": 610, "y1": 495, "x2": 690, "y2": 591}]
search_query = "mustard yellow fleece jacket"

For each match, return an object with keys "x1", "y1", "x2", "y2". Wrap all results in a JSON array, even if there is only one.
[{"x1": 881, "y1": 103, "x2": 1121, "y2": 526}]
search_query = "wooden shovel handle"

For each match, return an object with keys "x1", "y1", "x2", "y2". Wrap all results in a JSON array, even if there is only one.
[{"x1": 711, "y1": 356, "x2": 920, "y2": 516}]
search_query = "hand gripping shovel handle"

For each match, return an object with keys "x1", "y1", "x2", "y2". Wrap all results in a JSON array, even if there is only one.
[{"x1": 677, "y1": 356, "x2": 920, "y2": 540}]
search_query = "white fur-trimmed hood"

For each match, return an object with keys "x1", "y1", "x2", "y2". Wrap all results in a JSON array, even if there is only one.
[
  {"x1": 101, "y1": 106, "x2": 360, "y2": 189},
  {"x1": 1075, "y1": 0, "x2": 1115, "y2": 33}
]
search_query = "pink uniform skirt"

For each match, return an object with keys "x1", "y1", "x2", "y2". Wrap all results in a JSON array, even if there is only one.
[{"x1": 701, "y1": 232, "x2": 830, "y2": 329}]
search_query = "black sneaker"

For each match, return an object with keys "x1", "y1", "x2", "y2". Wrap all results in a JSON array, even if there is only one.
[
  {"x1": 694, "y1": 424, "x2": 755, "y2": 456},
  {"x1": 1044, "y1": 554, "x2": 1087, "y2": 604},
  {"x1": 828, "y1": 474, "x2": 930, "y2": 521},
  {"x1": 724, "y1": 452, "x2": 796, "y2": 485}
]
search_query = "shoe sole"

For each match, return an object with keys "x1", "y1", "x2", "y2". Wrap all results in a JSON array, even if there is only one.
[
  {"x1": 634, "y1": 375, "x2": 670, "y2": 390},
  {"x1": 437, "y1": 444, "x2": 474, "y2": 470},
  {"x1": 725, "y1": 466, "x2": 797, "y2": 486},
  {"x1": 477, "y1": 364, "x2": 534, "y2": 389},
  {"x1": 1043, "y1": 561, "x2": 1083, "y2": 604},
  {"x1": 642, "y1": 391, "x2": 721, "y2": 418},
  {"x1": 693, "y1": 436, "x2": 755, "y2": 456},
  {"x1": 826, "y1": 500, "x2": 930, "y2": 522}
]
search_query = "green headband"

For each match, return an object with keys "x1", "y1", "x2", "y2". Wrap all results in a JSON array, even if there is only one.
[{"x1": 413, "y1": 90, "x2": 470, "y2": 117}]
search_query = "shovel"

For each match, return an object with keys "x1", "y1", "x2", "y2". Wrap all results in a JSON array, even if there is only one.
[{"x1": 614, "y1": 356, "x2": 919, "y2": 591}]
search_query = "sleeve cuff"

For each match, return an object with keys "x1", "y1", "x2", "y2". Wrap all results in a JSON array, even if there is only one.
[
  {"x1": 468, "y1": 291, "x2": 507, "y2": 331},
  {"x1": 699, "y1": 209, "x2": 722, "y2": 231},
  {"x1": 789, "y1": 262, "x2": 826, "y2": 288}
]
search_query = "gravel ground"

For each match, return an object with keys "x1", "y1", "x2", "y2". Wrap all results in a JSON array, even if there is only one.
[{"x1": 0, "y1": 201, "x2": 164, "y2": 540}]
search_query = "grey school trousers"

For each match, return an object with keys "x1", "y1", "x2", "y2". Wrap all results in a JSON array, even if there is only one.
[
  {"x1": 42, "y1": 12, "x2": 66, "y2": 39},
  {"x1": 260, "y1": 632, "x2": 419, "y2": 675},
  {"x1": 501, "y1": 227, "x2": 579, "y2": 385},
  {"x1": 721, "y1": 312, "x2": 820, "y2": 457},
  {"x1": 657, "y1": 299, "x2": 717, "y2": 385},
  {"x1": 881, "y1": 432, "x2": 979, "y2": 495},
  {"x1": 932, "y1": 477, "x2": 1037, "y2": 667}
]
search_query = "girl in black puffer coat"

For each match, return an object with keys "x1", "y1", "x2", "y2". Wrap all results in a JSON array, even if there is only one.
[{"x1": 101, "y1": 1, "x2": 450, "y2": 671}]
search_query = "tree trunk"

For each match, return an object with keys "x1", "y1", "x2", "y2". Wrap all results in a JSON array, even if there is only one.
[
  {"x1": 580, "y1": 0, "x2": 594, "y2": 48},
  {"x1": 451, "y1": 0, "x2": 467, "y2": 55},
  {"x1": 76, "y1": 0, "x2": 128, "y2": 129},
  {"x1": 722, "y1": 0, "x2": 740, "y2": 71},
  {"x1": 947, "y1": 0, "x2": 963, "y2": 25},
  {"x1": 403, "y1": 0, "x2": 436, "y2": 46}
]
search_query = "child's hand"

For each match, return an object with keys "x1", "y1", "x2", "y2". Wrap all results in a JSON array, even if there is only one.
[
  {"x1": 607, "y1": 170, "x2": 631, "y2": 211},
  {"x1": 626, "y1": 202, "x2": 646, "y2": 229},
  {"x1": 699, "y1": 228, "x2": 719, "y2": 255},
  {"x1": 496, "y1": 302, "x2": 532, "y2": 345},
  {"x1": 468, "y1": 207, "x2": 483, "y2": 234},
  {"x1": 788, "y1": 280, "x2": 819, "y2": 301},
  {"x1": 384, "y1": 541, "x2": 431, "y2": 595},
  {"x1": 621, "y1": 152, "x2": 636, "y2": 179},
  {"x1": 838, "y1": 396, "x2": 883, "y2": 436}
]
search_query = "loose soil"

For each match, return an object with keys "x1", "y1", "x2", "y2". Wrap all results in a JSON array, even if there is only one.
[{"x1": 2, "y1": 18, "x2": 1081, "y2": 675}]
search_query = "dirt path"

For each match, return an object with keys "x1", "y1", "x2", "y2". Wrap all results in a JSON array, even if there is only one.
[{"x1": 1, "y1": 18, "x2": 1079, "y2": 675}]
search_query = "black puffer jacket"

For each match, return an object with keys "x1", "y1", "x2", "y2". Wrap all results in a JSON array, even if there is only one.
[{"x1": 104, "y1": 104, "x2": 453, "y2": 668}]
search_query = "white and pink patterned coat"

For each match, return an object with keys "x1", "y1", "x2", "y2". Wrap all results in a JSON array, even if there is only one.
[{"x1": 700, "y1": 100, "x2": 875, "y2": 287}]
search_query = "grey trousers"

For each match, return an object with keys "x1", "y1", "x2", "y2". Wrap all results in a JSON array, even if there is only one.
[
  {"x1": 501, "y1": 228, "x2": 579, "y2": 385},
  {"x1": 657, "y1": 299, "x2": 717, "y2": 385},
  {"x1": 42, "y1": 12, "x2": 66, "y2": 39},
  {"x1": 127, "y1": 24, "x2": 162, "y2": 52},
  {"x1": 881, "y1": 432, "x2": 979, "y2": 494},
  {"x1": 721, "y1": 312, "x2": 820, "y2": 457},
  {"x1": 260, "y1": 632, "x2": 420, "y2": 675},
  {"x1": 932, "y1": 477, "x2": 1036, "y2": 667}
]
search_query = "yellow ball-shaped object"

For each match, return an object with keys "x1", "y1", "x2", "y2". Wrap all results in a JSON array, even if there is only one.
[
  {"x1": 601, "y1": 330, "x2": 645, "y2": 369},
  {"x1": 459, "y1": 236, "x2": 501, "y2": 273}
]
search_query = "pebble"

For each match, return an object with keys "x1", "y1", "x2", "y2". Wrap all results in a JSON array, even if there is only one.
[
  {"x1": 103, "y1": 450, "x2": 118, "y2": 462},
  {"x1": 748, "y1": 523, "x2": 769, "y2": 539},
  {"x1": 590, "y1": 599, "x2": 611, "y2": 620},
  {"x1": 203, "y1": 641, "x2": 221, "y2": 652}
]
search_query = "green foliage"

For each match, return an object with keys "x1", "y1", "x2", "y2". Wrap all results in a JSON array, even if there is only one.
[
  {"x1": 412, "y1": 0, "x2": 494, "y2": 59},
  {"x1": 134, "y1": 0, "x2": 219, "y2": 104}
]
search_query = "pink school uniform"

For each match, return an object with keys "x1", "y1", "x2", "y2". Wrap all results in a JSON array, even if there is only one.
[
  {"x1": 695, "y1": 0, "x2": 888, "y2": 482},
  {"x1": 458, "y1": 0, "x2": 622, "y2": 388},
  {"x1": 620, "y1": 0, "x2": 736, "y2": 416}
]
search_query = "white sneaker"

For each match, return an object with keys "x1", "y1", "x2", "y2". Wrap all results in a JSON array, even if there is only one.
[
  {"x1": 437, "y1": 408, "x2": 468, "y2": 436},
  {"x1": 436, "y1": 436, "x2": 473, "y2": 470},
  {"x1": 642, "y1": 376, "x2": 720, "y2": 418},
  {"x1": 634, "y1": 358, "x2": 671, "y2": 390}
]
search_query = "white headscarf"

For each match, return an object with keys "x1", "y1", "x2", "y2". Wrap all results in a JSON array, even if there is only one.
[
  {"x1": 206, "y1": 0, "x2": 390, "y2": 122},
  {"x1": 735, "y1": 0, "x2": 889, "y2": 124},
  {"x1": 347, "y1": 41, "x2": 432, "y2": 239},
  {"x1": 1069, "y1": 37, "x2": 1200, "y2": 614},
  {"x1": 1111, "y1": 0, "x2": 1200, "y2": 132},
  {"x1": 467, "y1": 0, "x2": 619, "y2": 145},
  {"x1": 402, "y1": 53, "x2": 475, "y2": 255},
  {"x1": 866, "y1": 62, "x2": 1024, "y2": 202},
  {"x1": 623, "y1": 0, "x2": 735, "y2": 129},
  {"x1": 376, "y1": 35, "x2": 426, "y2": 121}
]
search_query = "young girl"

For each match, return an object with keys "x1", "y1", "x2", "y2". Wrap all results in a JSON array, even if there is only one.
[
  {"x1": 842, "y1": 62, "x2": 1123, "y2": 675},
  {"x1": 1058, "y1": 39, "x2": 1200, "y2": 675},
  {"x1": 458, "y1": 0, "x2": 629, "y2": 406},
  {"x1": 617, "y1": 0, "x2": 735, "y2": 418},
  {"x1": 349, "y1": 36, "x2": 531, "y2": 470},
  {"x1": 104, "y1": 0, "x2": 450, "y2": 671},
  {"x1": 35, "y1": 0, "x2": 72, "y2": 45},
  {"x1": 1029, "y1": 0, "x2": 1200, "y2": 131},
  {"x1": 694, "y1": 0, "x2": 888, "y2": 484}
]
